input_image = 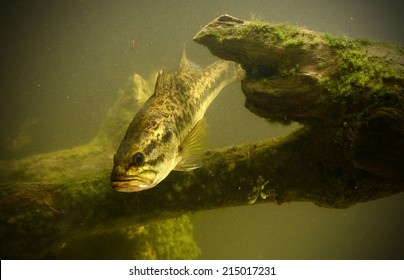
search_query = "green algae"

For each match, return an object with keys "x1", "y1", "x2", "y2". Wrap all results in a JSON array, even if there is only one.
[
  {"x1": 58, "y1": 215, "x2": 200, "y2": 260},
  {"x1": 211, "y1": 20, "x2": 309, "y2": 50},
  {"x1": 317, "y1": 34, "x2": 404, "y2": 149},
  {"x1": 322, "y1": 36, "x2": 403, "y2": 102},
  {"x1": 247, "y1": 175, "x2": 277, "y2": 204}
]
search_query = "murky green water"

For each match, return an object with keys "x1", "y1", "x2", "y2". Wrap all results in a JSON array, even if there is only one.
[{"x1": 1, "y1": 0, "x2": 403, "y2": 259}]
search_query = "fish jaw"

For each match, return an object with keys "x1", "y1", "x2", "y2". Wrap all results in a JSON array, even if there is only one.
[
  {"x1": 111, "y1": 179, "x2": 154, "y2": 192},
  {"x1": 110, "y1": 166, "x2": 158, "y2": 192}
]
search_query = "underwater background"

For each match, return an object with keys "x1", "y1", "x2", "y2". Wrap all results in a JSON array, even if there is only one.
[{"x1": 1, "y1": 0, "x2": 403, "y2": 259}]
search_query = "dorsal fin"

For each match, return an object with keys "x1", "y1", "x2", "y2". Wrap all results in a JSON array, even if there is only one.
[
  {"x1": 154, "y1": 70, "x2": 175, "y2": 93},
  {"x1": 179, "y1": 45, "x2": 201, "y2": 72},
  {"x1": 179, "y1": 45, "x2": 188, "y2": 72}
]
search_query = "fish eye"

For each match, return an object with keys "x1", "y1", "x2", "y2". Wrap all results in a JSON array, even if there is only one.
[{"x1": 132, "y1": 152, "x2": 144, "y2": 167}]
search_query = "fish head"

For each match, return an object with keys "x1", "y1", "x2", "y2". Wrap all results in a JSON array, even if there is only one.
[{"x1": 110, "y1": 130, "x2": 179, "y2": 192}]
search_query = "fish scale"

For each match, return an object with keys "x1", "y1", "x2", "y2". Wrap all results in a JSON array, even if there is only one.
[{"x1": 110, "y1": 50, "x2": 243, "y2": 192}]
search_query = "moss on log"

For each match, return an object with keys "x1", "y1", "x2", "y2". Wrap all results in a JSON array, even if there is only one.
[
  {"x1": 194, "y1": 15, "x2": 403, "y2": 122},
  {"x1": 1, "y1": 15, "x2": 403, "y2": 259},
  {"x1": 194, "y1": 14, "x2": 404, "y2": 188}
]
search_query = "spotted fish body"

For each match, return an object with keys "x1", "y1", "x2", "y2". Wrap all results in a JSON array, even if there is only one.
[{"x1": 110, "y1": 51, "x2": 242, "y2": 192}]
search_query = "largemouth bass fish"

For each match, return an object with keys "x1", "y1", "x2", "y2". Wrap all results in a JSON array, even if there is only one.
[{"x1": 110, "y1": 50, "x2": 243, "y2": 192}]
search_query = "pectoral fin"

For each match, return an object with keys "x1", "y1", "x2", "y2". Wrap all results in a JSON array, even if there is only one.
[{"x1": 174, "y1": 119, "x2": 207, "y2": 171}]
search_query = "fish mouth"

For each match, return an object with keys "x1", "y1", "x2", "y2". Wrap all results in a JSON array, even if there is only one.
[{"x1": 111, "y1": 177, "x2": 155, "y2": 192}]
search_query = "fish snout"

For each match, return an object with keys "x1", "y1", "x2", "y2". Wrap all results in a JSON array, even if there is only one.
[
  {"x1": 110, "y1": 166, "x2": 158, "y2": 192},
  {"x1": 110, "y1": 165, "x2": 126, "y2": 181}
]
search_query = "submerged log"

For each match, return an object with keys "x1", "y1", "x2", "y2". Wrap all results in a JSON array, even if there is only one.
[
  {"x1": 1, "y1": 15, "x2": 403, "y2": 259},
  {"x1": 194, "y1": 14, "x2": 404, "y2": 185}
]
